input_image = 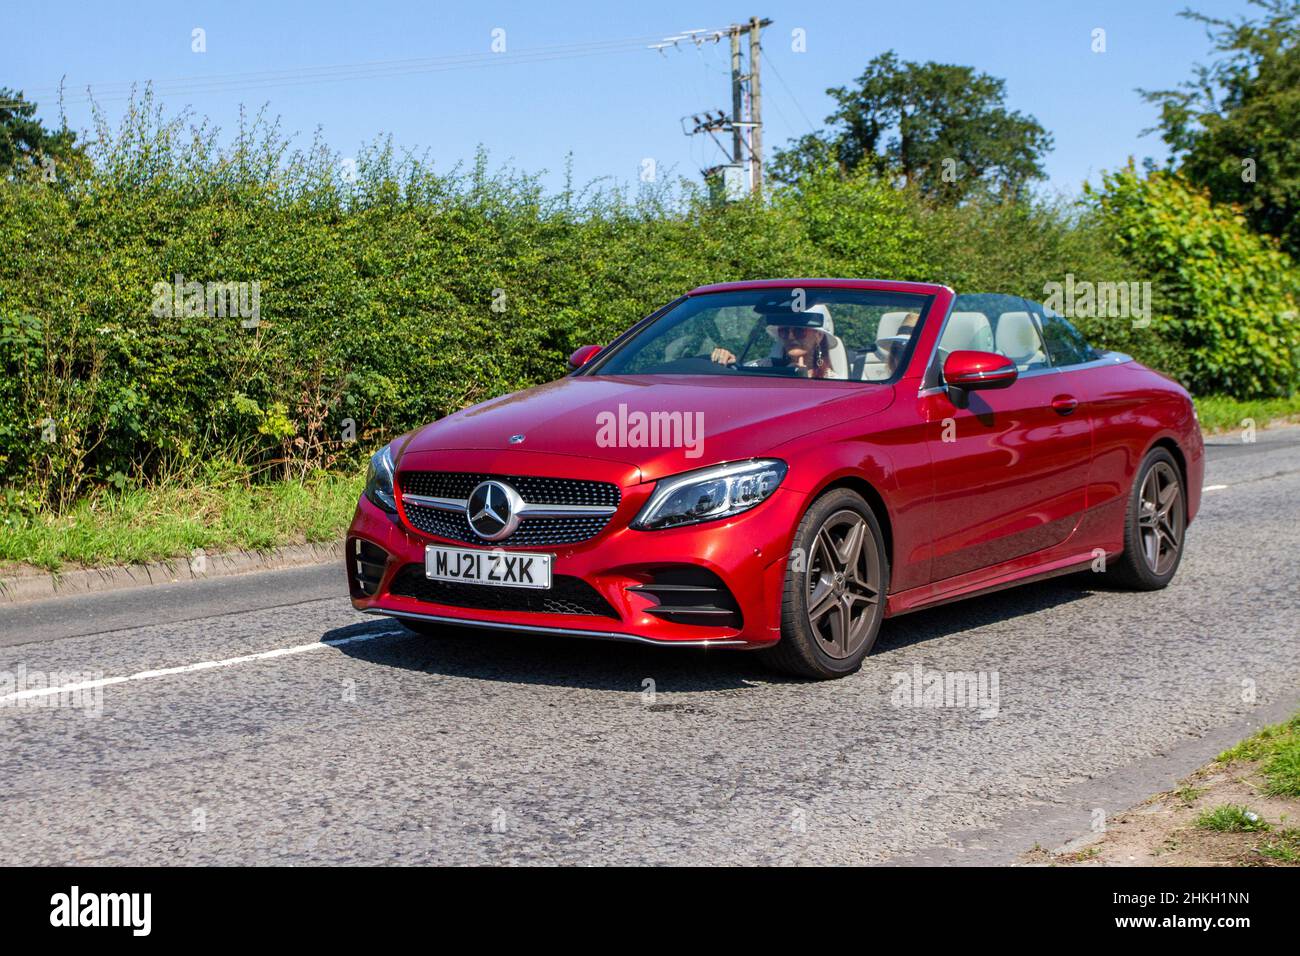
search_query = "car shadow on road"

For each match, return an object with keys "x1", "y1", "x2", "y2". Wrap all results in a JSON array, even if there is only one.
[
  {"x1": 326, "y1": 575, "x2": 1099, "y2": 691},
  {"x1": 324, "y1": 618, "x2": 768, "y2": 692},
  {"x1": 875, "y1": 574, "x2": 1098, "y2": 654}
]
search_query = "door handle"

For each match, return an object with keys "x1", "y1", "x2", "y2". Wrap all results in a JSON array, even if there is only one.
[{"x1": 1051, "y1": 395, "x2": 1078, "y2": 416}]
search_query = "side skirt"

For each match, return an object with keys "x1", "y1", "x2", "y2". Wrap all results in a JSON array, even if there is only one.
[{"x1": 885, "y1": 550, "x2": 1107, "y2": 618}]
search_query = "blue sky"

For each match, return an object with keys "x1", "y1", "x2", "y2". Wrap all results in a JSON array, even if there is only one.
[{"x1": 2, "y1": 0, "x2": 1256, "y2": 197}]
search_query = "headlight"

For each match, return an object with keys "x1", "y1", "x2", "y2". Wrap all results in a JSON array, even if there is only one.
[
  {"x1": 632, "y1": 459, "x2": 787, "y2": 530},
  {"x1": 364, "y1": 444, "x2": 397, "y2": 512}
]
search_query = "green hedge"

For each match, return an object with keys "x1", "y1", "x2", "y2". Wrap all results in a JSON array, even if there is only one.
[
  {"x1": 1, "y1": 106, "x2": 1294, "y2": 509},
  {"x1": 1088, "y1": 166, "x2": 1300, "y2": 398}
]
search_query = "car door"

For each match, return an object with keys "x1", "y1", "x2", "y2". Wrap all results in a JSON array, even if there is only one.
[
  {"x1": 1024, "y1": 298, "x2": 1114, "y2": 520},
  {"x1": 919, "y1": 294, "x2": 1092, "y2": 582}
]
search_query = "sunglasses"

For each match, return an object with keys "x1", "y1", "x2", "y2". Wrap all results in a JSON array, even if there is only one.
[{"x1": 775, "y1": 326, "x2": 819, "y2": 339}]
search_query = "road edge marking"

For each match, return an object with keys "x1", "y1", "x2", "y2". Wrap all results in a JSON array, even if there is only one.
[{"x1": 0, "y1": 628, "x2": 403, "y2": 705}]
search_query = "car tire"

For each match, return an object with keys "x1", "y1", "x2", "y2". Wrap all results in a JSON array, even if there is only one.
[
  {"x1": 760, "y1": 488, "x2": 890, "y2": 680},
  {"x1": 1107, "y1": 447, "x2": 1187, "y2": 590}
]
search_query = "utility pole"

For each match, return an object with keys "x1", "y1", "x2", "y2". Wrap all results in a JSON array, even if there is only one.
[
  {"x1": 728, "y1": 17, "x2": 770, "y2": 195},
  {"x1": 659, "y1": 17, "x2": 771, "y2": 199},
  {"x1": 730, "y1": 27, "x2": 745, "y2": 175},
  {"x1": 748, "y1": 15, "x2": 763, "y2": 196}
]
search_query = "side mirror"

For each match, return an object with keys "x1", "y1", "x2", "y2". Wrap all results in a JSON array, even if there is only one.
[
  {"x1": 568, "y1": 344, "x2": 602, "y2": 370},
  {"x1": 942, "y1": 350, "x2": 1018, "y2": 390}
]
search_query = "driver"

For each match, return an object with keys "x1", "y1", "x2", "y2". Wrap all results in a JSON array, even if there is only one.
[{"x1": 710, "y1": 305, "x2": 841, "y2": 379}]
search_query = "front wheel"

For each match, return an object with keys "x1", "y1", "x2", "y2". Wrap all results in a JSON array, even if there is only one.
[
  {"x1": 1107, "y1": 447, "x2": 1187, "y2": 590},
  {"x1": 760, "y1": 488, "x2": 890, "y2": 679}
]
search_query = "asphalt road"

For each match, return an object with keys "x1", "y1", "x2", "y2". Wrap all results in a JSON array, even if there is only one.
[{"x1": 2, "y1": 426, "x2": 1297, "y2": 865}]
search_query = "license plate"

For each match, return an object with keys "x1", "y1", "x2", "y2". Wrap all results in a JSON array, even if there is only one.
[{"x1": 424, "y1": 545, "x2": 553, "y2": 590}]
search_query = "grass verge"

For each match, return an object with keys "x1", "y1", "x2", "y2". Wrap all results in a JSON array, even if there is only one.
[
  {"x1": 1194, "y1": 394, "x2": 1300, "y2": 433},
  {"x1": 1258, "y1": 829, "x2": 1300, "y2": 864},
  {"x1": 1193, "y1": 804, "x2": 1270, "y2": 832},
  {"x1": 0, "y1": 474, "x2": 363, "y2": 573},
  {"x1": 1024, "y1": 710, "x2": 1300, "y2": 867},
  {"x1": 1218, "y1": 712, "x2": 1300, "y2": 797}
]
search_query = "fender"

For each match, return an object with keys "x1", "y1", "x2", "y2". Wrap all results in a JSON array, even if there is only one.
[{"x1": 776, "y1": 396, "x2": 934, "y2": 593}]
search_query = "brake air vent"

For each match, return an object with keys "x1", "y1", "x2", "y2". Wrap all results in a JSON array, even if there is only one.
[
  {"x1": 628, "y1": 566, "x2": 742, "y2": 629},
  {"x1": 348, "y1": 537, "x2": 389, "y2": 597}
]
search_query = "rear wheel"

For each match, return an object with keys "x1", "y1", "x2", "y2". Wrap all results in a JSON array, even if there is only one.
[
  {"x1": 761, "y1": 488, "x2": 889, "y2": 679},
  {"x1": 1107, "y1": 447, "x2": 1187, "y2": 590}
]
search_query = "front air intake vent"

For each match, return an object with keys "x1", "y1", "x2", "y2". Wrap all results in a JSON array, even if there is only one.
[
  {"x1": 347, "y1": 537, "x2": 388, "y2": 597},
  {"x1": 628, "y1": 566, "x2": 742, "y2": 629}
]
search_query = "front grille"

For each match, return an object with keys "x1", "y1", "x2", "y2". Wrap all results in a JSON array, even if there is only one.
[
  {"x1": 404, "y1": 506, "x2": 612, "y2": 547},
  {"x1": 401, "y1": 472, "x2": 620, "y2": 508},
  {"x1": 398, "y1": 471, "x2": 621, "y2": 546},
  {"x1": 388, "y1": 564, "x2": 619, "y2": 618}
]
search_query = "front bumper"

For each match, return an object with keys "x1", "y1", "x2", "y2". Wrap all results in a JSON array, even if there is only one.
[{"x1": 346, "y1": 451, "x2": 805, "y2": 649}]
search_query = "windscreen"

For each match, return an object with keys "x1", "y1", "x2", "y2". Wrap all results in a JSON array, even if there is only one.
[{"x1": 589, "y1": 288, "x2": 934, "y2": 383}]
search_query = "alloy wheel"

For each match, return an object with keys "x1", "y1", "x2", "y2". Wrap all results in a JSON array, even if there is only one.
[
  {"x1": 806, "y1": 509, "x2": 883, "y2": 660},
  {"x1": 1137, "y1": 460, "x2": 1184, "y2": 576}
]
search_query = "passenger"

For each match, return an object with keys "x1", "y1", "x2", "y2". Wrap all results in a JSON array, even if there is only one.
[{"x1": 881, "y1": 312, "x2": 920, "y2": 374}]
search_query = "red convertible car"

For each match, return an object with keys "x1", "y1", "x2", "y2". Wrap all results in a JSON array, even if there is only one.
[{"x1": 347, "y1": 280, "x2": 1203, "y2": 678}]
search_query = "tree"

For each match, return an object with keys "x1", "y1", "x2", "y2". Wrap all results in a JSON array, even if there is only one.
[
  {"x1": 1142, "y1": 1, "x2": 1300, "y2": 255},
  {"x1": 0, "y1": 88, "x2": 86, "y2": 181},
  {"x1": 770, "y1": 52, "x2": 1053, "y2": 203},
  {"x1": 1090, "y1": 164, "x2": 1300, "y2": 398}
]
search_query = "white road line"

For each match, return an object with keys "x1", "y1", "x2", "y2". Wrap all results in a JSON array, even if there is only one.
[
  {"x1": 0, "y1": 628, "x2": 402, "y2": 705},
  {"x1": 1204, "y1": 484, "x2": 1229, "y2": 491}
]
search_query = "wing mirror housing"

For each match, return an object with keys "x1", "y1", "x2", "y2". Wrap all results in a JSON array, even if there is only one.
[
  {"x1": 568, "y1": 344, "x2": 603, "y2": 370},
  {"x1": 943, "y1": 350, "x2": 1018, "y2": 391}
]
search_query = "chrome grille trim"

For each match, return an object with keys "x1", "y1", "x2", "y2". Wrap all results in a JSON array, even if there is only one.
[
  {"x1": 401, "y1": 471, "x2": 620, "y2": 507},
  {"x1": 401, "y1": 493, "x2": 615, "y2": 518},
  {"x1": 402, "y1": 494, "x2": 465, "y2": 512},
  {"x1": 514, "y1": 502, "x2": 619, "y2": 517}
]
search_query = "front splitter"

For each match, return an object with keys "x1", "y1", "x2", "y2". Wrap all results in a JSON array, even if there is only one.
[{"x1": 365, "y1": 607, "x2": 752, "y2": 648}]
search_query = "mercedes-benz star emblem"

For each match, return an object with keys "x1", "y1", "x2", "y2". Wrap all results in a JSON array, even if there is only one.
[{"x1": 466, "y1": 480, "x2": 524, "y2": 541}]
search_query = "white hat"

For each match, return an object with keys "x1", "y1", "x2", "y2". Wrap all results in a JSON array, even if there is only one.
[{"x1": 765, "y1": 303, "x2": 835, "y2": 342}]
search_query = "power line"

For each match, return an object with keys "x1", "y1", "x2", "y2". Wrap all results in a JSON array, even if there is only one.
[
  {"x1": 759, "y1": 67, "x2": 799, "y2": 145},
  {"x1": 761, "y1": 47, "x2": 818, "y2": 134},
  {"x1": 2, "y1": 33, "x2": 675, "y2": 109}
]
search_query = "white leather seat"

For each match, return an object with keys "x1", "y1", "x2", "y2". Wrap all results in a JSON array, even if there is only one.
[
  {"x1": 860, "y1": 358, "x2": 892, "y2": 381},
  {"x1": 939, "y1": 311, "x2": 995, "y2": 354},
  {"x1": 995, "y1": 311, "x2": 1046, "y2": 369},
  {"x1": 876, "y1": 311, "x2": 910, "y2": 346},
  {"x1": 824, "y1": 334, "x2": 849, "y2": 379},
  {"x1": 856, "y1": 310, "x2": 920, "y2": 380}
]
